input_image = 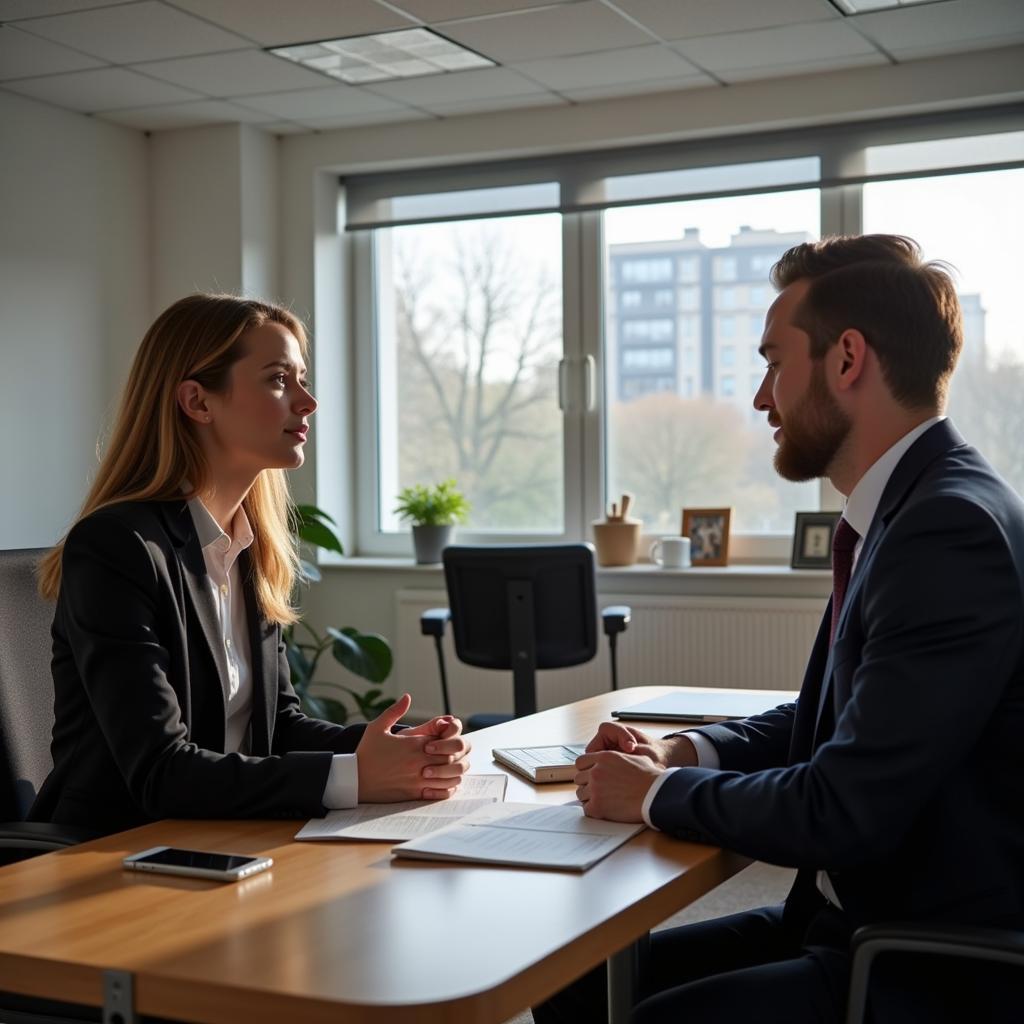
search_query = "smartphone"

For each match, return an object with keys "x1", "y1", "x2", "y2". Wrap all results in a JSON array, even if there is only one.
[{"x1": 123, "y1": 846, "x2": 273, "y2": 882}]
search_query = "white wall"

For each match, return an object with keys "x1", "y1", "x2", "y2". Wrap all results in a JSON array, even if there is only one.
[{"x1": 0, "y1": 91, "x2": 149, "y2": 549}]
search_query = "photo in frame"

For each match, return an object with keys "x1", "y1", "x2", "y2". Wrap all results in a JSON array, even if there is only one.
[
  {"x1": 681, "y1": 508, "x2": 732, "y2": 567},
  {"x1": 790, "y1": 511, "x2": 842, "y2": 569}
]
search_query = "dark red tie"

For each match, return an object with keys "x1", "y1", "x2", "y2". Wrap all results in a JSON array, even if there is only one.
[{"x1": 830, "y1": 517, "x2": 859, "y2": 644}]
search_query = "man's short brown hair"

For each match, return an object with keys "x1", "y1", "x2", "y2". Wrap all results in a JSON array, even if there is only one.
[{"x1": 771, "y1": 234, "x2": 963, "y2": 410}]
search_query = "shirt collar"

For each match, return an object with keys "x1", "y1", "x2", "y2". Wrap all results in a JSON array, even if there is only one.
[
  {"x1": 842, "y1": 416, "x2": 944, "y2": 539},
  {"x1": 186, "y1": 495, "x2": 254, "y2": 569}
]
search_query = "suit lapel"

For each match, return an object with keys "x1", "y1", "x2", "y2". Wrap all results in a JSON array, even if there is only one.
[
  {"x1": 811, "y1": 420, "x2": 969, "y2": 740},
  {"x1": 161, "y1": 501, "x2": 231, "y2": 736},
  {"x1": 241, "y1": 550, "x2": 275, "y2": 757}
]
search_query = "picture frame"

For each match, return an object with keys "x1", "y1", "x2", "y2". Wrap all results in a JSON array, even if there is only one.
[
  {"x1": 790, "y1": 511, "x2": 842, "y2": 569},
  {"x1": 681, "y1": 507, "x2": 732, "y2": 567}
]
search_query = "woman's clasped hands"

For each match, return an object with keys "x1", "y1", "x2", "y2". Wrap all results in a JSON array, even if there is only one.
[{"x1": 356, "y1": 693, "x2": 472, "y2": 802}]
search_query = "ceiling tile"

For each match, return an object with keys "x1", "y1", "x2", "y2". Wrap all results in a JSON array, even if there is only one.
[
  {"x1": 511, "y1": 44, "x2": 700, "y2": 91},
  {"x1": 428, "y1": 92, "x2": 565, "y2": 116},
  {"x1": 167, "y1": 0, "x2": 415, "y2": 46},
  {"x1": 393, "y1": 0, "x2": 573, "y2": 20},
  {"x1": 365, "y1": 65, "x2": 544, "y2": 104},
  {"x1": 673, "y1": 21, "x2": 880, "y2": 72},
  {"x1": 134, "y1": 49, "x2": 331, "y2": 96},
  {"x1": 849, "y1": 0, "x2": 1024, "y2": 53},
  {"x1": 561, "y1": 74, "x2": 714, "y2": 102},
  {"x1": 612, "y1": 0, "x2": 838, "y2": 40},
  {"x1": 0, "y1": 23, "x2": 105, "y2": 80},
  {"x1": 298, "y1": 107, "x2": 434, "y2": 129},
  {"x1": 719, "y1": 51, "x2": 887, "y2": 83},
  {"x1": 16, "y1": 1, "x2": 250, "y2": 63},
  {"x1": 0, "y1": 0, "x2": 134, "y2": 18},
  {"x1": 3, "y1": 65, "x2": 201, "y2": 110},
  {"x1": 97, "y1": 98, "x2": 273, "y2": 129},
  {"x1": 887, "y1": 34, "x2": 1024, "y2": 60},
  {"x1": 236, "y1": 82, "x2": 409, "y2": 119},
  {"x1": 439, "y1": 1, "x2": 651, "y2": 62},
  {"x1": 257, "y1": 120, "x2": 309, "y2": 135}
]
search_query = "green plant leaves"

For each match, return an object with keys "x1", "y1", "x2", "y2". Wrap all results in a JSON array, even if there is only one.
[
  {"x1": 328, "y1": 627, "x2": 393, "y2": 683},
  {"x1": 293, "y1": 503, "x2": 344, "y2": 555},
  {"x1": 393, "y1": 478, "x2": 471, "y2": 526}
]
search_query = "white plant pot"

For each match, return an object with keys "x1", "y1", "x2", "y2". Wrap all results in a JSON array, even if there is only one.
[{"x1": 411, "y1": 524, "x2": 454, "y2": 565}]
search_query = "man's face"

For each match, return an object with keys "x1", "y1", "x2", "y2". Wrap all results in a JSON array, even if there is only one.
[{"x1": 753, "y1": 280, "x2": 851, "y2": 482}]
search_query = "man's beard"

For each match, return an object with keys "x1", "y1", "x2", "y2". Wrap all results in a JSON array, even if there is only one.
[{"x1": 773, "y1": 362, "x2": 851, "y2": 482}]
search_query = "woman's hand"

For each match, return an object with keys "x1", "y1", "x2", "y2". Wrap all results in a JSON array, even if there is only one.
[{"x1": 356, "y1": 694, "x2": 471, "y2": 802}]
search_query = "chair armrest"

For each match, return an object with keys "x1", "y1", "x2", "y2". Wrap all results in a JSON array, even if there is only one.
[
  {"x1": 601, "y1": 605, "x2": 631, "y2": 635},
  {"x1": 0, "y1": 821, "x2": 101, "y2": 864},
  {"x1": 846, "y1": 922, "x2": 1024, "y2": 1024},
  {"x1": 421, "y1": 607, "x2": 451, "y2": 637}
]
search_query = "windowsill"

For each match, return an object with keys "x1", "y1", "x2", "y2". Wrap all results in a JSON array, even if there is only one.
[{"x1": 322, "y1": 556, "x2": 832, "y2": 598}]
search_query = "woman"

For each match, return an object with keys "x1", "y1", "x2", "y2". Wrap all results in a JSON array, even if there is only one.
[{"x1": 34, "y1": 294, "x2": 470, "y2": 835}]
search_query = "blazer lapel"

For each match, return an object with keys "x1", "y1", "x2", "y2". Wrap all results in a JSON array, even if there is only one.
[
  {"x1": 241, "y1": 550, "x2": 275, "y2": 757},
  {"x1": 811, "y1": 420, "x2": 969, "y2": 739},
  {"x1": 162, "y1": 501, "x2": 231, "y2": 734}
]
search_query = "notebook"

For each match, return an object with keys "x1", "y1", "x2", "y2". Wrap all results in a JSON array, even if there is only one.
[{"x1": 611, "y1": 688, "x2": 798, "y2": 723}]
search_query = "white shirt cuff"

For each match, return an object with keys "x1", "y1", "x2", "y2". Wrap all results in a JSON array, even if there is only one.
[
  {"x1": 322, "y1": 753, "x2": 359, "y2": 808},
  {"x1": 640, "y1": 731, "x2": 720, "y2": 830}
]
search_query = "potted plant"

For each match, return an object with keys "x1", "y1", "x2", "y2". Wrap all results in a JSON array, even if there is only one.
[
  {"x1": 283, "y1": 504, "x2": 393, "y2": 724},
  {"x1": 394, "y1": 479, "x2": 470, "y2": 564}
]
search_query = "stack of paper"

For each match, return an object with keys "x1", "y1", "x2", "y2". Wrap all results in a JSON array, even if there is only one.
[
  {"x1": 392, "y1": 802, "x2": 645, "y2": 871},
  {"x1": 295, "y1": 774, "x2": 508, "y2": 842}
]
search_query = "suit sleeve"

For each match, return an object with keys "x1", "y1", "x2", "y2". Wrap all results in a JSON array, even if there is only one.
[
  {"x1": 270, "y1": 641, "x2": 367, "y2": 754},
  {"x1": 688, "y1": 702, "x2": 798, "y2": 773},
  {"x1": 61, "y1": 514, "x2": 336, "y2": 820},
  {"x1": 650, "y1": 496, "x2": 1023, "y2": 868}
]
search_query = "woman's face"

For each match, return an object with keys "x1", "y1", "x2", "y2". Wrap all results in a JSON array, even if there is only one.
[{"x1": 203, "y1": 321, "x2": 316, "y2": 474}]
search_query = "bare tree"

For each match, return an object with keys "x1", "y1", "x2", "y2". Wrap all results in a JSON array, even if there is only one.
[{"x1": 392, "y1": 227, "x2": 563, "y2": 528}]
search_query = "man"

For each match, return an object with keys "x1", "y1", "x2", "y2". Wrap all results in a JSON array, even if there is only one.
[{"x1": 536, "y1": 235, "x2": 1024, "y2": 1023}]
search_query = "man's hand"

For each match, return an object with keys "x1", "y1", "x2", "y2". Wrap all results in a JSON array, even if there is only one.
[
  {"x1": 356, "y1": 694, "x2": 471, "y2": 802},
  {"x1": 574, "y1": 750, "x2": 664, "y2": 822},
  {"x1": 585, "y1": 721, "x2": 699, "y2": 769}
]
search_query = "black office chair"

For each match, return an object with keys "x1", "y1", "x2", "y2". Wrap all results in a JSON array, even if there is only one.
[
  {"x1": 846, "y1": 922, "x2": 1024, "y2": 1023},
  {"x1": 420, "y1": 544, "x2": 630, "y2": 731},
  {"x1": 0, "y1": 548, "x2": 97, "y2": 866}
]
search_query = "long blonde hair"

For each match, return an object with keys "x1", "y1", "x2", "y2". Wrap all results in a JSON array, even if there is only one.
[{"x1": 39, "y1": 294, "x2": 308, "y2": 625}]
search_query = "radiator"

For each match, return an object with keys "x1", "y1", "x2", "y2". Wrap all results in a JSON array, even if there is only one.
[{"x1": 395, "y1": 588, "x2": 825, "y2": 720}]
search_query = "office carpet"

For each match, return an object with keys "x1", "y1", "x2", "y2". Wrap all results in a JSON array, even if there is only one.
[{"x1": 507, "y1": 861, "x2": 796, "y2": 1024}]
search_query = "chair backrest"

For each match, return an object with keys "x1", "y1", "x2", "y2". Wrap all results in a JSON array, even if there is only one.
[
  {"x1": 0, "y1": 549, "x2": 56, "y2": 821},
  {"x1": 443, "y1": 544, "x2": 598, "y2": 673}
]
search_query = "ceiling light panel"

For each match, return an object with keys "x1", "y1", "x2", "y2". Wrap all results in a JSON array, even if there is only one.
[
  {"x1": 271, "y1": 28, "x2": 493, "y2": 85},
  {"x1": 832, "y1": 0, "x2": 946, "y2": 12}
]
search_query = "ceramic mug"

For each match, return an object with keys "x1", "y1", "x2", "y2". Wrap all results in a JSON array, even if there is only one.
[{"x1": 649, "y1": 535, "x2": 691, "y2": 569}]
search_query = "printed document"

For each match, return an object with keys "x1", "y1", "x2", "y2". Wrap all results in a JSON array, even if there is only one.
[
  {"x1": 295, "y1": 774, "x2": 508, "y2": 842},
  {"x1": 392, "y1": 802, "x2": 645, "y2": 871}
]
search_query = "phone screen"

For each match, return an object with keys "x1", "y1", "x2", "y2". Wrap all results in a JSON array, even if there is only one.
[{"x1": 133, "y1": 848, "x2": 259, "y2": 872}]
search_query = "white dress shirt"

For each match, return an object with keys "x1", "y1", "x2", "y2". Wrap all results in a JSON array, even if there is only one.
[
  {"x1": 186, "y1": 498, "x2": 359, "y2": 808},
  {"x1": 640, "y1": 417, "x2": 946, "y2": 862}
]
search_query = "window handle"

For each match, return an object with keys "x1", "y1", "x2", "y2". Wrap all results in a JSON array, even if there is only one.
[
  {"x1": 583, "y1": 355, "x2": 596, "y2": 412},
  {"x1": 558, "y1": 357, "x2": 569, "y2": 412}
]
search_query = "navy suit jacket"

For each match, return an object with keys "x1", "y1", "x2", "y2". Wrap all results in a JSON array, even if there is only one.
[
  {"x1": 31, "y1": 499, "x2": 366, "y2": 835},
  {"x1": 650, "y1": 420, "x2": 1024, "y2": 930}
]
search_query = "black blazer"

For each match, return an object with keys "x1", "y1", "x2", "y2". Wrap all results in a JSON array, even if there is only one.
[
  {"x1": 31, "y1": 499, "x2": 366, "y2": 835},
  {"x1": 651, "y1": 420, "x2": 1024, "y2": 930}
]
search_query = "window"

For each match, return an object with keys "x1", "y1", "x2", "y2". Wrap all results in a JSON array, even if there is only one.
[
  {"x1": 622, "y1": 347, "x2": 674, "y2": 370},
  {"x1": 348, "y1": 117, "x2": 1021, "y2": 556},
  {"x1": 863, "y1": 160, "x2": 1024, "y2": 497},
  {"x1": 604, "y1": 190, "x2": 820, "y2": 535},
  {"x1": 372, "y1": 211, "x2": 564, "y2": 534},
  {"x1": 621, "y1": 257, "x2": 672, "y2": 283},
  {"x1": 623, "y1": 318, "x2": 673, "y2": 342}
]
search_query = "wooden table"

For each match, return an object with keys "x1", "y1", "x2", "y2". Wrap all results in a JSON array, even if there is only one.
[{"x1": 0, "y1": 686, "x2": 758, "y2": 1024}]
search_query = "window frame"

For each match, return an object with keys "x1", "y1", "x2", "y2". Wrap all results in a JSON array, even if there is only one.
[{"x1": 345, "y1": 105, "x2": 1024, "y2": 560}]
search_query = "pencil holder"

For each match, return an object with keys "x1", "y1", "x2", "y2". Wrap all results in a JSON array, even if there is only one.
[{"x1": 591, "y1": 520, "x2": 641, "y2": 567}]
